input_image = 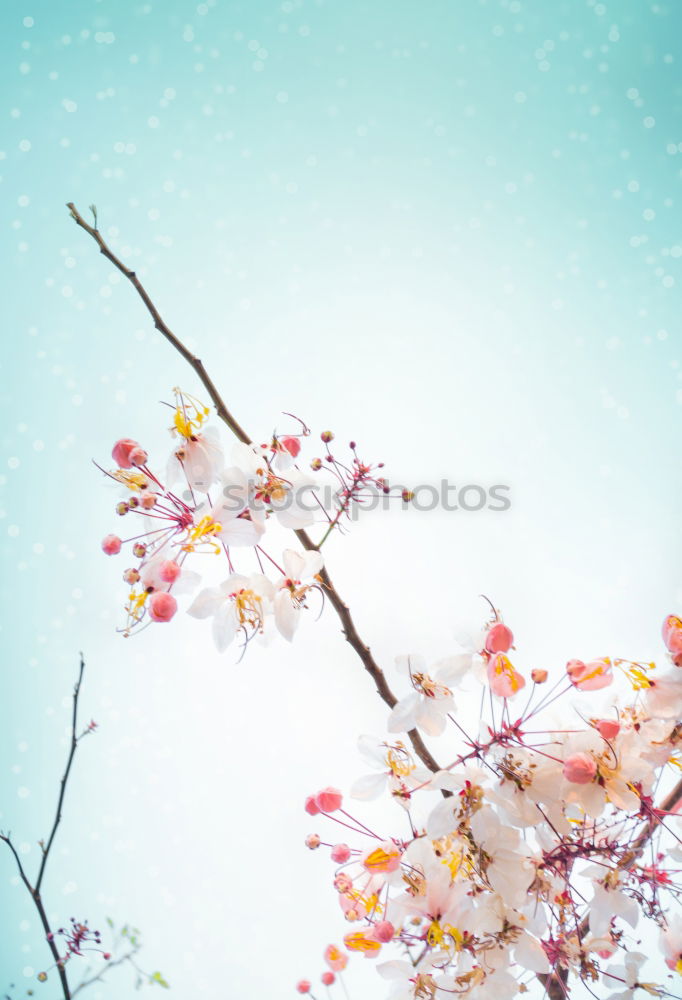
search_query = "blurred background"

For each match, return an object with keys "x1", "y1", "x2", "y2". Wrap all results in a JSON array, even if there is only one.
[{"x1": 0, "y1": 0, "x2": 680, "y2": 996}]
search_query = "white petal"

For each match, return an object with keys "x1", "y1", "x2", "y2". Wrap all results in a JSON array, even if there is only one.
[
  {"x1": 187, "y1": 587, "x2": 222, "y2": 619},
  {"x1": 387, "y1": 692, "x2": 420, "y2": 733},
  {"x1": 514, "y1": 932, "x2": 550, "y2": 974},
  {"x1": 274, "y1": 591, "x2": 299, "y2": 641},
  {"x1": 212, "y1": 603, "x2": 236, "y2": 652},
  {"x1": 350, "y1": 773, "x2": 388, "y2": 800}
]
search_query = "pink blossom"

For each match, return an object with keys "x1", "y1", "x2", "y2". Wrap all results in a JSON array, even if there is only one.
[
  {"x1": 324, "y1": 944, "x2": 348, "y2": 972},
  {"x1": 566, "y1": 657, "x2": 613, "y2": 691},
  {"x1": 487, "y1": 653, "x2": 526, "y2": 698},
  {"x1": 563, "y1": 752, "x2": 597, "y2": 784},
  {"x1": 148, "y1": 592, "x2": 177, "y2": 623},
  {"x1": 331, "y1": 843, "x2": 351, "y2": 863},
  {"x1": 663, "y1": 614, "x2": 682, "y2": 666},
  {"x1": 315, "y1": 787, "x2": 343, "y2": 813},
  {"x1": 101, "y1": 534, "x2": 121, "y2": 556},
  {"x1": 485, "y1": 622, "x2": 514, "y2": 654},
  {"x1": 111, "y1": 438, "x2": 142, "y2": 469},
  {"x1": 361, "y1": 840, "x2": 402, "y2": 874}
]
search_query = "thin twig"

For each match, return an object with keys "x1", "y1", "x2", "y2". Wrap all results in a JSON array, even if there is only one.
[
  {"x1": 66, "y1": 202, "x2": 442, "y2": 776},
  {"x1": 36, "y1": 654, "x2": 85, "y2": 891},
  {"x1": 0, "y1": 656, "x2": 88, "y2": 1000},
  {"x1": 72, "y1": 946, "x2": 140, "y2": 997}
]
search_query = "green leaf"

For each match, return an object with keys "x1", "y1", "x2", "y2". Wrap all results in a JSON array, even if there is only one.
[{"x1": 150, "y1": 972, "x2": 170, "y2": 989}]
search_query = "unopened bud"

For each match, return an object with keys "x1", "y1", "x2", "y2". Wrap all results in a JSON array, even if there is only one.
[
  {"x1": 401, "y1": 490, "x2": 414, "y2": 503},
  {"x1": 123, "y1": 568, "x2": 140, "y2": 585},
  {"x1": 116, "y1": 501, "x2": 129, "y2": 516},
  {"x1": 128, "y1": 496, "x2": 140, "y2": 509},
  {"x1": 140, "y1": 493, "x2": 157, "y2": 510},
  {"x1": 311, "y1": 458, "x2": 322, "y2": 471},
  {"x1": 531, "y1": 668, "x2": 548, "y2": 684},
  {"x1": 132, "y1": 542, "x2": 147, "y2": 558},
  {"x1": 321, "y1": 430, "x2": 334, "y2": 443},
  {"x1": 305, "y1": 834, "x2": 321, "y2": 849}
]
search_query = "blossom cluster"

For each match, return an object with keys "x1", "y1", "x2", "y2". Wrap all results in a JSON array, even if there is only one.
[
  {"x1": 299, "y1": 612, "x2": 682, "y2": 999},
  {"x1": 98, "y1": 390, "x2": 398, "y2": 647}
]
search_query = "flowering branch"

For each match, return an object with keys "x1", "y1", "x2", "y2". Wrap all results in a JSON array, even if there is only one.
[{"x1": 65, "y1": 201, "x2": 442, "y2": 777}]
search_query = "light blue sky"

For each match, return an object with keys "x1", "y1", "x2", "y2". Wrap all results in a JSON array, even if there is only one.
[{"x1": 1, "y1": 0, "x2": 681, "y2": 996}]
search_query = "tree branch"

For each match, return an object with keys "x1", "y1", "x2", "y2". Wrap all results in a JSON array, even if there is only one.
[{"x1": 66, "y1": 202, "x2": 443, "y2": 777}]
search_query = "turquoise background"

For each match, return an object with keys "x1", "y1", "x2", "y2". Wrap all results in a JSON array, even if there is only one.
[{"x1": 1, "y1": 0, "x2": 681, "y2": 997}]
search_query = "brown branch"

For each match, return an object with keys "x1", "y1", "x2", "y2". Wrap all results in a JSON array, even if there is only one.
[
  {"x1": 1, "y1": 655, "x2": 94, "y2": 1000},
  {"x1": 36, "y1": 654, "x2": 85, "y2": 891},
  {"x1": 66, "y1": 202, "x2": 443, "y2": 777}
]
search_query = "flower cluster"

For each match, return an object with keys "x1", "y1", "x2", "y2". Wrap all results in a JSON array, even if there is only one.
[
  {"x1": 98, "y1": 390, "x2": 400, "y2": 645},
  {"x1": 299, "y1": 611, "x2": 682, "y2": 999}
]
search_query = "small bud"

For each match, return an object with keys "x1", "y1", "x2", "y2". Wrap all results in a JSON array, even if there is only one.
[
  {"x1": 37, "y1": 973, "x2": 48, "y2": 983},
  {"x1": 331, "y1": 843, "x2": 351, "y2": 863},
  {"x1": 281, "y1": 435, "x2": 301, "y2": 458},
  {"x1": 123, "y1": 568, "x2": 140, "y2": 585},
  {"x1": 159, "y1": 560, "x2": 181, "y2": 583},
  {"x1": 129, "y1": 447, "x2": 148, "y2": 468},
  {"x1": 401, "y1": 490, "x2": 413, "y2": 503},
  {"x1": 305, "y1": 834, "x2": 321, "y2": 849},
  {"x1": 372, "y1": 920, "x2": 395, "y2": 943},
  {"x1": 349, "y1": 440, "x2": 357, "y2": 449},
  {"x1": 116, "y1": 501, "x2": 129, "y2": 516},
  {"x1": 112, "y1": 438, "x2": 142, "y2": 469},
  {"x1": 321, "y1": 430, "x2": 334, "y2": 443},
  {"x1": 140, "y1": 493, "x2": 157, "y2": 510},
  {"x1": 103, "y1": 952, "x2": 111, "y2": 961},
  {"x1": 531, "y1": 668, "x2": 548, "y2": 684},
  {"x1": 597, "y1": 719, "x2": 620, "y2": 740},
  {"x1": 563, "y1": 752, "x2": 597, "y2": 784},
  {"x1": 132, "y1": 542, "x2": 147, "y2": 559},
  {"x1": 321, "y1": 972, "x2": 335, "y2": 986},
  {"x1": 345, "y1": 908, "x2": 360, "y2": 922},
  {"x1": 310, "y1": 458, "x2": 322, "y2": 471},
  {"x1": 304, "y1": 795, "x2": 320, "y2": 816},
  {"x1": 128, "y1": 495, "x2": 140, "y2": 509},
  {"x1": 485, "y1": 623, "x2": 514, "y2": 655},
  {"x1": 296, "y1": 981, "x2": 311, "y2": 994},
  {"x1": 315, "y1": 787, "x2": 343, "y2": 813},
  {"x1": 101, "y1": 534, "x2": 122, "y2": 556},
  {"x1": 148, "y1": 591, "x2": 177, "y2": 623}
]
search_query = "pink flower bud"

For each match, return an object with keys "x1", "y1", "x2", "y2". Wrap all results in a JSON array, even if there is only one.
[
  {"x1": 321, "y1": 430, "x2": 334, "y2": 443},
  {"x1": 531, "y1": 668, "x2": 548, "y2": 684},
  {"x1": 123, "y1": 568, "x2": 140, "y2": 585},
  {"x1": 148, "y1": 592, "x2": 177, "y2": 623},
  {"x1": 321, "y1": 971, "x2": 335, "y2": 986},
  {"x1": 563, "y1": 752, "x2": 597, "y2": 784},
  {"x1": 304, "y1": 795, "x2": 320, "y2": 816},
  {"x1": 310, "y1": 458, "x2": 322, "y2": 471},
  {"x1": 296, "y1": 981, "x2": 311, "y2": 994},
  {"x1": 101, "y1": 534, "x2": 121, "y2": 556},
  {"x1": 596, "y1": 719, "x2": 620, "y2": 740},
  {"x1": 485, "y1": 622, "x2": 514, "y2": 654},
  {"x1": 140, "y1": 493, "x2": 157, "y2": 510},
  {"x1": 305, "y1": 834, "x2": 321, "y2": 849},
  {"x1": 159, "y1": 560, "x2": 181, "y2": 583},
  {"x1": 372, "y1": 921, "x2": 395, "y2": 943},
  {"x1": 132, "y1": 542, "x2": 146, "y2": 558},
  {"x1": 112, "y1": 438, "x2": 142, "y2": 469},
  {"x1": 116, "y1": 501, "x2": 129, "y2": 516},
  {"x1": 281, "y1": 436, "x2": 301, "y2": 458},
  {"x1": 315, "y1": 787, "x2": 343, "y2": 813},
  {"x1": 129, "y1": 447, "x2": 148, "y2": 467},
  {"x1": 331, "y1": 843, "x2": 351, "y2": 863}
]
